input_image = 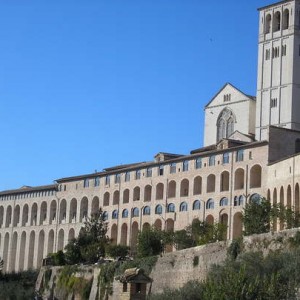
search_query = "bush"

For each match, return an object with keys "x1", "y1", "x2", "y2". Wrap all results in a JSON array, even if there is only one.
[{"x1": 105, "y1": 244, "x2": 130, "y2": 259}]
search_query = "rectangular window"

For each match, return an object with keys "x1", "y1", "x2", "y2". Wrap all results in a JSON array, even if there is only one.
[
  {"x1": 195, "y1": 157, "x2": 202, "y2": 169},
  {"x1": 223, "y1": 152, "x2": 229, "y2": 164},
  {"x1": 94, "y1": 177, "x2": 100, "y2": 187},
  {"x1": 146, "y1": 167, "x2": 152, "y2": 178},
  {"x1": 158, "y1": 165, "x2": 164, "y2": 176},
  {"x1": 125, "y1": 172, "x2": 130, "y2": 182},
  {"x1": 105, "y1": 175, "x2": 110, "y2": 185},
  {"x1": 236, "y1": 149, "x2": 244, "y2": 162},
  {"x1": 115, "y1": 174, "x2": 120, "y2": 184},
  {"x1": 135, "y1": 169, "x2": 141, "y2": 180},
  {"x1": 183, "y1": 160, "x2": 189, "y2": 171},
  {"x1": 83, "y1": 179, "x2": 89, "y2": 188},
  {"x1": 170, "y1": 163, "x2": 176, "y2": 174},
  {"x1": 209, "y1": 155, "x2": 215, "y2": 166}
]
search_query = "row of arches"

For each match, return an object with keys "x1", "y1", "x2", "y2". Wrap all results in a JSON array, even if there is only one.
[
  {"x1": 265, "y1": 9, "x2": 289, "y2": 34},
  {"x1": 0, "y1": 227, "x2": 75, "y2": 273}
]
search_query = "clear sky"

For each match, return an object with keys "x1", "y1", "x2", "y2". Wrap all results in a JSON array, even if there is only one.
[{"x1": 0, "y1": 0, "x2": 273, "y2": 191}]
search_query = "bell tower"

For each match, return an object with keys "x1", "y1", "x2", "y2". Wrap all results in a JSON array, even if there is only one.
[{"x1": 256, "y1": 0, "x2": 300, "y2": 140}]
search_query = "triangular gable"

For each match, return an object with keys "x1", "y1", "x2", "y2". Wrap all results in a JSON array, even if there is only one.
[
  {"x1": 228, "y1": 130, "x2": 255, "y2": 143},
  {"x1": 205, "y1": 83, "x2": 255, "y2": 108}
]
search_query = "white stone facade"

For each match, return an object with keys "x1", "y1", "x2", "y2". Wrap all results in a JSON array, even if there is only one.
[{"x1": 2, "y1": 0, "x2": 300, "y2": 273}]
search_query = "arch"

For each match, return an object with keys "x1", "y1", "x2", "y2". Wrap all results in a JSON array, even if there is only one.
[
  {"x1": 273, "y1": 188, "x2": 277, "y2": 206},
  {"x1": 132, "y1": 207, "x2": 139, "y2": 217},
  {"x1": 180, "y1": 179, "x2": 189, "y2": 197},
  {"x1": 206, "y1": 198, "x2": 214, "y2": 209},
  {"x1": 5, "y1": 206, "x2": 12, "y2": 227},
  {"x1": 68, "y1": 228, "x2": 75, "y2": 241},
  {"x1": 250, "y1": 165, "x2": 262, "y2": 188},
  {"x1": 142, "y1": 222, "x2": 151, "y2": 231},
  {"x1": 168, "y1": 181, "x2": 176, "y2": 198},
  {"x1": 287, "y1": 185, "x2": 292, "y2": 208},
  {"x1": 113, "y1": 190, "x2": 120, "y2": 205},
  {"x1": 232, "y1": 212, "x2": 243, "y2": 239},
  {"x1": 3, "y1": 233, "x2": 9, "y2": 272},
  {"x1": 193, "y1": 176, "x2": 202, "y2": 195},
  {"x1": 144, "y1": 185, "x2": 152, "y2": 202},
  {"x1": 91, "y1": 196, "x2": 100, "y2": 216},
  {"x1": 47, "y1": 230, "x2": 55, "y2": 255},
  {"x1": 167, "y1": 203, "x2": 175, "y2": 213},
  {"x1": 156, "y1": 183, "x2": 164, "y2": 200},
  {"x1": 10, "y1": 232, "x2": 18, "y2": 272},
  {"x1": 59, "y1": 199, "x2": 67, "y2": 223},
  {"x1": 217, "y1": 108, "x2": 236, "y2": 141},
  {"x1": 19, "y1": 231, "x2": 26, "y2": 271},
  {"x1": 133, "y1": 186, "x2": 140, "y2": 201},
  {"x1": 13, "y1": 205, "x2": 20, "y2": 227},
  {"x1": 206, "y1": 215, "x2": 214, "y2": 225},
  {"x1": 234, "y1": 168, "x2": 245, "y2": 190},
  {"x1": 0, "y1": 206, "x2": 4, "y2": 228},
  {"x1": 103, "y1": 192, "x2": 110, "y2": 206},
  {"x1": 112, "y1": 209, "x2": 118, "y2": 219},
  {"x1": 265, "y1": 13, "x2": 272, "y2": 33},
  {"x1": 28, "y1": 231, "x2": 35, "y2": 270},
  {"x1": 280, "y1": 186, "x2": 284, "y2": 205},
  {"x1": 123, "y1": 189, "x2": 129, "y2": 204},
  {"x1": 283, "y1": 9, "x2": 289, "y2": 30},
  {"x1": 179, "y1": 201, "x2": 188, "y2": 212},
  {"x1": 39, "y1": 201, "x2": 47, "y2": 225},
  {"x1": 30, "y1": 203, "x2": 37, "y2": 226},
  {"x1": 122, "y1": 209, "x2": 129, "y2": 218},
  {"x1": 220, "y1": 213, "x2": 228, "y2": 240},
  {"x1": 155, "y1": 204, "x2": 163, "y2": 215},
  {"x1": 143, "y1": 206, "x2": 151, "y2": 216},
  {"x1": 57, "y1": 229, "x2": 64, "y2": 251},
  {"x1": 49, "y1": 200, "x2": 57, "y2": 224},
  {"x1": 220, "y1": 197, "x2": 228, "y2": 207},
  {"x1": 250, "y1": 193, "x2": 262, "y2": 203},
  {"x1": 120, "y1": 223, "x2": 128, "y2": 245},
  {"x1": 193, "y1": 200, "x2": 201, "y2": 210},
  {"x1": 69, "y1": 198, "x2": 77, "y2": 223},
  {"x1": 207, "y1": 174, "x2": 216, "y2": 193},
  {"x1": 295, "y1": 183, "x2": 300, "y2": 213},
  {"x1": 154, "y1": 219, "x2": 162, "y2": 230},
  {"x1": 267, "y1": 189, "x2": 271, "y2": 201},
  {"x1": 37, "y1": 230, "x2": 45, "y2": 268},
  {"x1": 273, "y1": 11, "x2": 281, "y2": 32},
  {"x1": 220, "y1": 171, "x2": 229, "y2": 192},
  {"x1": 131, "y1": 221, "x2": 139, "y2": 253},
  {"x1": 111, "y1": 224, "x2": 118, "y2": 245},
  {"x1": 165, "y1": 218, "x2": 175, "y2": 251},
  {"x1": 80, "y1": 197, "x2": 88, "y2": 222}
]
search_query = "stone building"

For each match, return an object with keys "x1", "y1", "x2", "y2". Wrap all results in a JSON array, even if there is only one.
[{"x1": 1, "y1": 0, "x2": 300, "y2": 273}]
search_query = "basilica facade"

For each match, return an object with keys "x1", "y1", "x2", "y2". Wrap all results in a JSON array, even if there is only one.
[{"x1": 2, "y1": 0, "x2": 300, "y2": 273}]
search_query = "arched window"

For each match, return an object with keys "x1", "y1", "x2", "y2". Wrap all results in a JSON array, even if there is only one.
[
  {"x1": 220, "y1": 197, "x2": 228, "y2": 207},
  {"x1": 273, "y1": 11, "x2": 281, "y2": 32},
  {"x1": 250, "y1": 165, "x2": 262, "y2": 188},
  {"x1": 179, "y1": 202, "x2": 188, "y2": 212},
  {"x1": 122, "y1": 209, "x2": 128, "y2": 218},
  {"x1": 132, "y1": 208, "x2": 139, "y2": 217},
  {"x1": 206, "y1": 199, "x2": 214, "y2": 209},
  {"x1": 143, "y1": 206, "x2": 151, "y2": 215},
  {"x1": 217, "y1": 108, "x2": 236, "y2": 142},
  {"x1": 155, "y1": 205, "x2": 163, "y2": 215},
  {"x1": 193, "y1": 200, "x2": 201, "y2": 210},
  {"x1": 102, "y1": 211, "x2": 108, "y2": 221},
  {"x1": 283, "y1": 9, "x2": 289, "y2": 30},
  {"x1": 167, "y1": 203, "x2": 175, "y2": 213},
  {"x1": 250, "y1": 193, "x2": 262, "y2": 204},
  {"x1": 265, "y1": 14, "x2": 272, "y2": 33},
  {"x1": 112, "y1": 210, "x2": 118, "y2": 219}
]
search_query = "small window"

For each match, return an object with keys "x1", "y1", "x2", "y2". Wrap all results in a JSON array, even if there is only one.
[
  {"x1": 122, "y1": 209, "x2": 128, "y2": 218},
  {"x1": 143, "y1": 206, "x2": 151, "y2": 215},
  {"x1": 236, "y1": 150, "x2": 244, "y2": 162},
  {"x1": 112, "y1": 210, "x2": 118, "y2": 219},
  {"x1": 223, "y1": 152, "x2": 229, "y2": 164},
  {"x1": 209, "y1": 155, "x2": 215, "y2": 166},
  {"x1": 132, "y1": 208, "x2": 139, "y2": 217},
  {"x1": 105, "y1": 175, "x2": 110, "y2": 185},
  {"x1": 125, "y1": 172, "x2": 130, "y2": 182},
  {"x1": 183, "y1": 160, "x2": 189, "y2": 172},
  {"x1": 167, "y1": 203, "x2": 175, "y2": 212},
  {"x1": 249, "y1": 151, "x2": 252, "y2": 160},
  {"x1": 94, "y1": 177, "x2": 100, "y2": 187},
  {"x1": 220, "y1": 197, "x2": 228, "y2": 206},
  {"x1": 115, "y1": 174, "x2": 120, "y2": 184},
  {"x1": 179, "y1": 201, "x2": 188, "y2": 212},
  {"x1": 83, "y1": 179, "x2": 89, "y2": 188},
  {"x1": 158, "y1": 165, "x2": 164, "y2": 176},
  {"x1": 206, "y1": 199, "x2": 214, "y2": 209},
  {"x1": 146, "y1": 167, "x2": 152, "y2": 178},
  {"x1": 102, "y1": 211, "x2": 108, "y2": 221},
  {"x1": 193, "y1": 200, "x2": 201, "y2": 210},
  {"x1": 170, "y1": 163, "x2": 176, "y2": 174},
  {"x1": 135, "y1": 169, "x2": 141, "y2": 180},
  {"x1": 195, "y1": 158, "x2": 202, "y2": 169},
  {"x1": 155, "y1": 205, "x2": 163, "y2": 214}
]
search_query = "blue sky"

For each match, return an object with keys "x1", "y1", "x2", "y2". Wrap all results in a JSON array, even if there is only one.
[{"x1": 0, "y1": 0, "x2": 272, "y2": 190}]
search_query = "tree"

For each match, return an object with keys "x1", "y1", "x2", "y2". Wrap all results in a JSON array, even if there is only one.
[
  {"x1": 64, "y1": 209, "x2": 109, "y2": 264},
  {"x1": 243, "y1": 198, "x2": 272, "y2": 236},
  {"x1": 105, "y1": 244, "x2": 130, "y2": 259}
]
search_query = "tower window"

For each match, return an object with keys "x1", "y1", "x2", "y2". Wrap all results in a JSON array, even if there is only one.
[
  {"x1": 273, "y1": 11, "x2": 281, "y2": 32},
  {"x1": 282, "y1": 45, "x2": 287, "y2": 56},
  {"x1": 271, "y1": 98, "x2": 278, "y2": 108},
  {"x1": 283, "y1": 9, "x2": 289, "y2": 30},
  {"x1": 265, "y1": 49, "x2": 270, "y2": 60},
  {"x1": 265, "y1": 14, "x2": 272, "y2": 33}
]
